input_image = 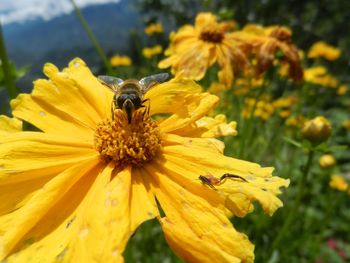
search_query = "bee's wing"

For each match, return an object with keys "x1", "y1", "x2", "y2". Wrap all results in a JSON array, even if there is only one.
[
  {"x1": 139, "y1": 73, "x2": 169, "y2": 94},
  {"x1": 98, "y1": 75, "x2": 124, "y2": 93}
]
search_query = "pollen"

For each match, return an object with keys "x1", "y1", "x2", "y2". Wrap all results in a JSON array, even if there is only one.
[{"x1": 94, "y1": 109, "x2": 162, "y2": 167}]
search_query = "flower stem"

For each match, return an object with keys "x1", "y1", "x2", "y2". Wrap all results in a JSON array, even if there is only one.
[
  {"x1": 0, "y1": 22, "x2": 19, "y2": 99},
  {"x1": 238, "y1": 83, "x2": 266, "y2": 158},
  {"x1": 70, "y1": 0, "x2": 113, "y2": 74},
  {"x1": 270, "y1": 149, "x2": 314, "y2": 254}
]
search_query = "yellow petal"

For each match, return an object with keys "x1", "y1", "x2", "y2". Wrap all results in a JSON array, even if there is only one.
[
  {"x1": 160, "y1": 217, "x2": 241, "y2": 263},
  {"x1": 0, "y1": 157, "x2": 101, "y2": 260},
  {"x1": 171, "y1": 114, "x2": 237, "y2": 138},
  {"x1": 145, "y1": 77, "x2": 202, "y2": 116},
  {"x1": 145, "y1": 162, "x2": 255, "y2": 262},
  {"x1": 129, "y1": 168, "x2": 159, "y2": 231},
  {"x1": 0, "y1": 116, "x2": 22, "y2": 135},
  {"x1": 11, "y1": 58, "x2": 113, "y2": 136},
  {"x1": 159, "y1": 92, "x2": 219, "y2": 133},
  {"x1": 162, "y1": 144, "x2": 289, "y2": 216},
  {"x1": 162, "y1": 133, "x2": 225, "y2": 154},
  {"x1": 11, "y1": 94, "x2": 94, "y2": 139},
  {"x1": 1, "y1": 163, "x2": 159, "y2": 262},
  {"x1": 0, "y1": 132, "x2": 97, "y2": 186}
]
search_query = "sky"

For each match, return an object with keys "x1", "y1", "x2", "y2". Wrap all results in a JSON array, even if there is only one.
[{"x1": 0, "y1": 0, "x2": 120, "y2": 25}]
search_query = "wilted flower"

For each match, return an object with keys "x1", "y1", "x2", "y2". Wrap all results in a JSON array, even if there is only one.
[
  {"x1": 302, "y1": 116, "x2": 332, "y2": 143},
  {"x1": 239, "y1": 24, "x2": 304, "y2": 81},
  {"x1": 145, "y1": 22, "x2": 164, "y2": 35},
  {"x1": 110, "y1": 55, "x2": 132, "y2": 67},
  {"x1": 319, "y1": 154, "x2": 336, "y2": 168},
  {"x1": 142, "y1": 45, "x2": 163, "y2": 59},
  {"x1": 308, "y1": 41, "x2": 341, "y2": 61},
  {"x1": 159, "y1": 12, "x2": 250, "y2": 88},
  {"x1": 0, "y1": 58, "x2": 288, "y2": 262}
]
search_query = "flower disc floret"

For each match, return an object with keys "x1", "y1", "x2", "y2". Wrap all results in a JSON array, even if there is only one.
[{"x1": 94, "y1": 109, "x2": 162, "y2": 167}]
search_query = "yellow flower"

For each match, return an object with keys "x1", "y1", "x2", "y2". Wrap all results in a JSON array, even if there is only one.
[
  {"x1": 337, "y1": 85, "x2": 347, "y2": 95},
  {"x1": 110, "y1": 55, "x2": 132, "y2": 67},
  {"x1": 343, "y1": 120, "x2": 350, "y2": 130},
  {"x1": 0, "y1": 58, "x2": 289, "y2": 262},
  {"x1": 308, "y1": 41, "x2": 341, "y2": 61},
  {"x1": 142, "y1": 45, "x2": 163, "y2": 59},
  {"x1": 239, "y1": 24, "x2": 304, "y2": 81},
  {"x1": 159, "y1": 12, "x2": 250, "y2": 88},
  {"x1": 302, "y1": 116, "x2": 332, "y2": 143},
  {"x1": 242, "y1": 97, "x2": 275, "y2": 121},
  {"x1": 145, "y1": 22, "x2": 164, "y2": 36},
  {"x1": 319, "y1": 154, "x2": 336, "y2": 168},
  {"x1": 329, "y1": 175, "x2": 349, "y2": 193},
  {"x1": 285, "y1": 115, "x2": 307, "y2": 128},
  {"x1": 304, "y1": 66, "x2": 339, "y2": 88}
]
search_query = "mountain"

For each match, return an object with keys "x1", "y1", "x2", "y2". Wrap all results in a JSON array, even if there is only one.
[{"x1": 2, "y1": 1, "x2": 141, "y2": 91}]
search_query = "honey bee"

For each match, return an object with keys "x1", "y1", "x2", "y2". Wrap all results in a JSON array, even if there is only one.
[
  {"x1": 199, "y1": 173, "x2": 247, "y2": 190},
  {"x1": 98, "y1": 73, "x2": 169, "y2": 123}
]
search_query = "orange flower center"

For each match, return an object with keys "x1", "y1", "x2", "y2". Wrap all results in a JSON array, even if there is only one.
[
  {"x1": 200, "y1": 28, "x2": 224, "y2": 43},
  {"x1": 94, "y1": 109, "x2": 162, "y2": 167}
]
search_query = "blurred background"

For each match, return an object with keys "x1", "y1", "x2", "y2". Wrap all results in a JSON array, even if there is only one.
[{"x1": 1, "y1": 0, "x2": 349, "y2": 93}]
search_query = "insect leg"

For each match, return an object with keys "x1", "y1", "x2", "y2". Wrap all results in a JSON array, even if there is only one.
[
  {"x1": 220, "y1": 173, "x2": 248, "y2": 183},
  {"x1": 111, "y1": 95, "x2": 117, "y2": 120},
  {"x1": 141, "y1": 98, "x2": 151, "y2": 119}
]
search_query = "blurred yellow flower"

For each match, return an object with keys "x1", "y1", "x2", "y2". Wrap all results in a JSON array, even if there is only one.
[
  {"x1": 285, "y1": 115, "x2": 307, "y2": 128},
  {"x1": 233, "y1": 77, "x2": 264, "y2": 95},
  {"x1": 208, "y1": 82, "x2": 228, "y2": 93},
  {"x1": 272, "y1": 95, "x2": 298, "y2": 109},
  {"x1": 145, "y1": 22, "x2": 164, "y2": 35},
  {"x1": 159, "y1": 12, "x2": 250, "y2": 88},
  {"x1": 302, "y1": 116, "x2": 332, "y2": 143},
  {"x1": 110, "y1": 55, "x2": 132, "y2": 66},
  {"x1": 142, "y1": 45, "x2": 163, "y2": 58},
  {"x1": 308, "y1": 41, "x2": 341, "y2": 61},
  {"x1": 242, "y1": 97, "x2": 275, "y2": 121},
  {"x1": 319, "y1": 154, "x2": 336, "y2": 168},
  {"x1": 337, "y1": 85, "x2": 347, "y2": 95},
  {"x1": 0, "y1": 58, "x2": 289, "y2": 262},
  {"x1": 304, "y1": 66, "x2": 339, "y2": 88},
  {"x1": 329, "y1": 175, "x2": 349, "y2": 194},
  {"x1": 343, "y1": 120, "x2": 350, "y2": 130}
]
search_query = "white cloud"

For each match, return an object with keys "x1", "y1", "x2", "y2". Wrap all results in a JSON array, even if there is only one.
[{"x1": 0, "y1": 0, "x2": 120, "y2": 24}]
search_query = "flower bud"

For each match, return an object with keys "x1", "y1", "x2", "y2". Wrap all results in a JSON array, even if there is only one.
[
  {"x1": 302, "y1": 116, "x2": 332, "y2": 143},
  {"x1": 319, "y1": 154, "x2": 336, "y2": 168}
]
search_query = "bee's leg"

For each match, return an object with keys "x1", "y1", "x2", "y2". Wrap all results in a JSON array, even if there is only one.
[
  {"x1": 111, "y1": 95, "x2": 117, "y2": 120},
  {"x1": 141, "y1": 98, "x2": 150, "y2": 119}
]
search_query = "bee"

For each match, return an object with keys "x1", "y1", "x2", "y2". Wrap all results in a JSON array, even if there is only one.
[
  {"x1": 199, "y1": 173, "x2": 247, "y2": 190},
  {"x1": 98, "y1": 73, "x2": 169, "y2": 123}
]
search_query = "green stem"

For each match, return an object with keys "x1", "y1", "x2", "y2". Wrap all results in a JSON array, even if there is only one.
[
  {"x1": 70, "y1": 0, "x2": 113, "y2": 74},
  {"x1": 270, "y1": 150, "x2": 314, "y2": 254},
  {"x1": 238, "y1": 83, "x2": 266, "y2": 158},
  {"x1": 0, "y1": 22, "x2": 19, "y2": 99}
]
